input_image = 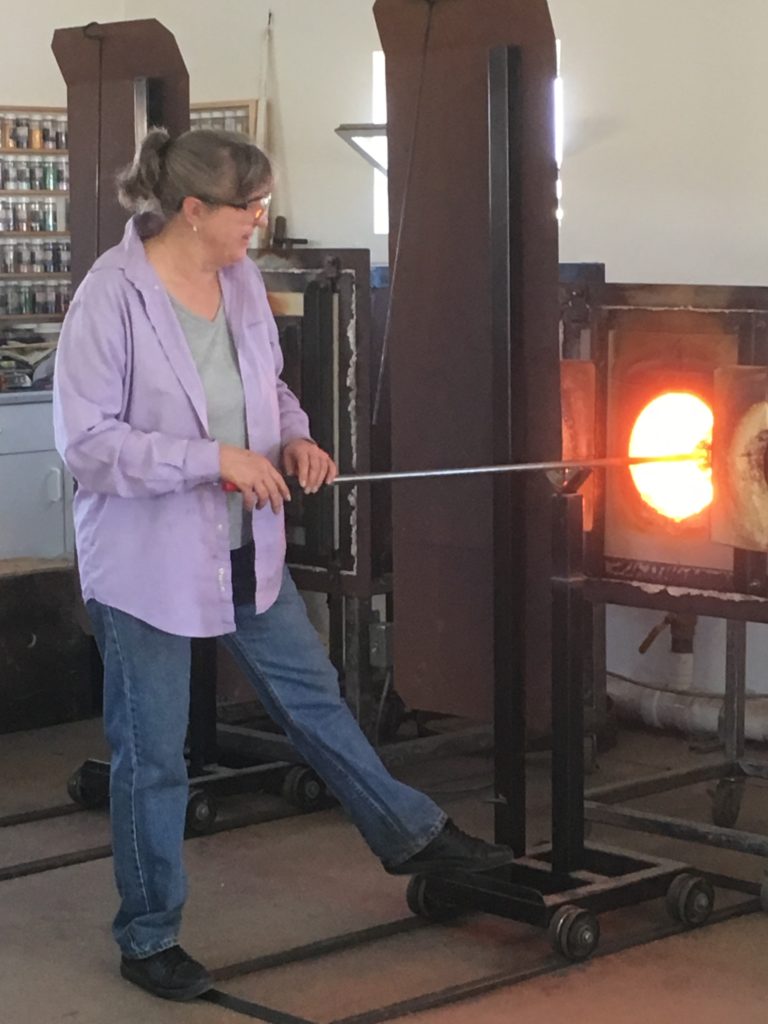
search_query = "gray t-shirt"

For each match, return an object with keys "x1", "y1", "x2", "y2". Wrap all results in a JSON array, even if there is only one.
[{"x1": 169, "y1": 295, "x2": 252, "y2": 548}]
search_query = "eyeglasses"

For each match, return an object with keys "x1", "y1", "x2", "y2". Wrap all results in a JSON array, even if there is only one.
[{"x1": 183, "y1": 193, "x2": 272, "y2": 220}]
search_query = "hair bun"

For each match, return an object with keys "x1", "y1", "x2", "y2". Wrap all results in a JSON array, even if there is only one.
[{"x1": 116, "y1": 127, "x2": 172, "y2": 213}]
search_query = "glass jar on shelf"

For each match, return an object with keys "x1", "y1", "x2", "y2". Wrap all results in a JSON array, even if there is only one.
[
  {"x1": 28, "y1": 201, "x2": 44, "y2": 232},
  {"x1": 29, "y1": 157, "x2": 43, "y2": 191},
  {"x1": 43, "y1": 282, "x2": 56, "y2": 314},
  {"x1": 14, "y1": 118, "x2": 29, "y2": 149},
  {"x1": 29, "y1": 116, "x2": 43, "y2": 150},
  {"x1": 33, "y1": 281, "x2": 47, "y2": 313},
  {"x1": 18, "y1": 282, "x2": 32, "y2": 313},
  {"x1": 1, "y1": 240, "x2": 14, "y2": 273},
  {"x1": 6, "y1": 282, "x2": 21, "y2": 315},
  {"x1": 14, "y1": 199, "x2": 29, "y2": 232},
  {"x1": 42, "y1": 158, "x2": 56, "y2": 191},
  {"x1": 55, "y1": 157, "x2": 68, "y2": 190},
  {"x1": 1, "y1": 116, "x2": 15, "y2": 149},
  {"x1": 41, "y1": 118, "x2": 55, "y2": 149},
  {"x1": 30, "y1": 241, "x2": 44, "y2": 273},
  {"x1": 57, "y1": 240, "x2": 71, "y2": 273},
  {"x1": 42, "y1": 199, "x2": 57, "y2": 232},
  {"x1": 2, "y1": 159, "x2": 17, "y2": 189},
  {"x1": 0, "y1": 200, "x2": 13, "y2": 231},
  {"x1": 15, "y1": 159, "x2": 30, "y2": 190},
  {"x1": 42, "y1": 240, "x2": 55, "y2": 273},
  {"x1": 15, "y1": 239, "x2": 31, "y2": 273},
  {"x1": 55, "y1": 118, "x2": 68, "y2": 150},
  {"x1": 55, "y1": 280, "x2": 71, "y2": 313}
]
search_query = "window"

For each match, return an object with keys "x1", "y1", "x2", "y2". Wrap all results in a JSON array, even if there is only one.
[{"x1": 372, "y1": 51, "x2": 388, "y2": 234}]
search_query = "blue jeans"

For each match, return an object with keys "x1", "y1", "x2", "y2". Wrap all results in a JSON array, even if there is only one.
[{"x1": 87, "y1": 567, "x2": 446, "y2": 958}]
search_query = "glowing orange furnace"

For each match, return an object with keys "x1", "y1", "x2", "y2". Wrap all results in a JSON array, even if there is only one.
[{"x1": 628, "y1": 392, "x2": 714, "y2": 523}]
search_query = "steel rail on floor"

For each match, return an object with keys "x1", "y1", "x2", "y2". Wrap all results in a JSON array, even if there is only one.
[{"x1": 199, "y1": 879, "x2": 761, "y2": 1024}]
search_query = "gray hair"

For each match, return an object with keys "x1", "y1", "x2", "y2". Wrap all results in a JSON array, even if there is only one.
[{"x1": 116, "y1": 127, "x2": 272, "y2": 218}]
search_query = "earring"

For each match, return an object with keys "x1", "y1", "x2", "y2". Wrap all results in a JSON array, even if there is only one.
[{"x1": 192, "y1": 225, "x2": 198, "y2": 234}]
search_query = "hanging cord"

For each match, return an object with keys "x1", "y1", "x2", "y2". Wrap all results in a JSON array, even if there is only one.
[
  {"x1": 372, "y1": 0, "x2": 439, "y2": 425},
  {"x1": 256, "y1": 9, "x2": 273, "y2": 150},
  {"x1": 255, "y1": 10, "x2": 274, "y2": 245}
]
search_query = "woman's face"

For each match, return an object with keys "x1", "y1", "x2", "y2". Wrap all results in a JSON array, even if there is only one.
[{"x1": 188, "y1": 190, "x2": 272, "y2": 268}]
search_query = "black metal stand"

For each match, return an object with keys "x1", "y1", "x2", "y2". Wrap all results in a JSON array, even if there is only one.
[
  {"x1": 66, "y1": 638, "x2": 329, "y2": 833},
  {"x1": 406, "y1": 487, "x2": 715, "y2": 961}
]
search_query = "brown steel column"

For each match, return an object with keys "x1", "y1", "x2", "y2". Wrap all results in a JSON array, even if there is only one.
[
  {"x1": 374, "y1": 0, "x2": 561, "y2": 737},
  {"x1": 52, "y1": 19, "x2": 189, "y2": 288}
]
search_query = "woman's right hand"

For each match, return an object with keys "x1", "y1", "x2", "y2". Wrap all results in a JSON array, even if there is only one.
[{"x1": 219, "y1": 444, "x2": 292, "y2": 513}]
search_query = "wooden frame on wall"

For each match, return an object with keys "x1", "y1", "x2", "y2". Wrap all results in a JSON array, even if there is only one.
[{"x1": 190, "y1": 99, "x2": 258, "y2": 139}]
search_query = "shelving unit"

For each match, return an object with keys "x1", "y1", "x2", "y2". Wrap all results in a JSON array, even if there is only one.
[
  {"x1": 0, "y1": 314, "x2": 63, "y2": 324},
  {"x1": 0, "y1": 148, "x2": 67, "y2": 157},
  {"x1": 0, "y1": 107, "x2": 69, "y2": 365}
]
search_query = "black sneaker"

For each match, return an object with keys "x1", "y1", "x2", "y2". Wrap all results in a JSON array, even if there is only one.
[
  {"x1": 385, "y1": 819, "x2": 516, "y2": 876},
  {"x1": 120, "y1": 944, "x2": 213, "y2": 1001}
]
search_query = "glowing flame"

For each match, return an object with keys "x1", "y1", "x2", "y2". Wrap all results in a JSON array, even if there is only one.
[{"x1": 628, "y1": 392, "x2": 713, "y2": 522}]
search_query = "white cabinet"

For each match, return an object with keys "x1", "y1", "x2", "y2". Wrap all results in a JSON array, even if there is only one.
[{"x1": 0, "y1": 395, "x2": 72, "y2": 559}]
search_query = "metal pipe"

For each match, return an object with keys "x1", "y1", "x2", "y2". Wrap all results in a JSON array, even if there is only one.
[{"x1": 333, "y1": 452, "x2": 702, "y2": 486}]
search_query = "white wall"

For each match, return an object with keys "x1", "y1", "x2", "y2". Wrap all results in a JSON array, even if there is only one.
[
  {"x1": 9, "y1": 1, "x2": 768, "y2": 281},
  {"x1": 549, "y1": 0, "x2": 768, "y2": 286},
  {"x1": 2, "y1": 1, "x2": 124, "y2": 106},
  {"x1": 124, "y1": 0, "x2": 387, "y2": 262}
]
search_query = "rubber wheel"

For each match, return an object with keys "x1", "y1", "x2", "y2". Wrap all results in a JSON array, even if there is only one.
[
  {"x1": 406, "y1": 875, "x2": 461, "y2": 923},
  {"x1": 710, "y1": 778, "x2": 745, "y2": 830},
  {"x1": 66, "y1": 766, "x2": 109, "y2": 809},
  {"x1": 185, "y1": 789, "x2": 217, "y2": 835},
  {"x1": 665, "y1": 873, "x2": 714, "y2": 927},
  {"x1": 281, "y1": 766, "x2": 326, "y2": 811},
  {"x1": 548, "y1": 905, "x2": 600, "y2": 962}
]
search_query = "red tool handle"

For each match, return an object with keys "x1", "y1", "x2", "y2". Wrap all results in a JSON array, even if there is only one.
[{"x1": 222, "y1": 482, "x2": 238, "y2": 492}]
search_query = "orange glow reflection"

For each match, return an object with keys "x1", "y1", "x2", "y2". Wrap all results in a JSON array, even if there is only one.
[{"x1": 628, "y1": 392, "x2": 713, "y2": 522}]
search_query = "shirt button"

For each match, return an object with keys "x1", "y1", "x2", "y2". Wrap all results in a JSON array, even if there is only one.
[{"x1": 217, "y1": 523, "x2": 224, "y2": 533}]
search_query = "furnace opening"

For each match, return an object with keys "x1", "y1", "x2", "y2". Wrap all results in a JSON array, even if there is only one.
[{"x1": 628, "y1": 392, "x2": 713, "y2": 523}]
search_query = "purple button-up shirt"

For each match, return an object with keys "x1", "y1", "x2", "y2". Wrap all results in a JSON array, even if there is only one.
[{"x1": 53, "y1": 215, "x2": 311, "y2": 637}]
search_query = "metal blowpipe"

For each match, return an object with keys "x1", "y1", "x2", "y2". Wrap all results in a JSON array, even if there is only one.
[{"x1": 333, "y1": 451, "x2": 706, "y2": 486}]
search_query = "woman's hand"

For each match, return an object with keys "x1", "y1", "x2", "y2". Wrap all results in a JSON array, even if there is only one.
[
  {"x1": 220, "y1": 444, "x2": 291, "y2": 513},
  {"x1": 282, "y1": 438, "x2": 338, "y2": 494}
]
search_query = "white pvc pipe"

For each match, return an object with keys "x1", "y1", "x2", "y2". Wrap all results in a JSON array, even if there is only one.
[{"x1": 607, "y1": 673, "x2": 768, "y2": 744}]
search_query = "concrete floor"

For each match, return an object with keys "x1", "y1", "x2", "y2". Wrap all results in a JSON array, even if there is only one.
[{"x1": 1, "y1": 718, "x2": 767, "y2": 1023}]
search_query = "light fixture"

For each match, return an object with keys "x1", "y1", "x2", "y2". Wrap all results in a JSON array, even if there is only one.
[{"x1": 335, "y1": 123, "x2": 388, "y2": 176}]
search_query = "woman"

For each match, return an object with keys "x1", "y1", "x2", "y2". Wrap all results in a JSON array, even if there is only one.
[{"x1": 53, "y1": 128, "x2": 513, "y2": 1002}]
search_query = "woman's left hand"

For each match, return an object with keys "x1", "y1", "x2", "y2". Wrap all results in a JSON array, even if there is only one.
[{"x1": 282, "y1": 439, "x2": 338, "y2": 494}]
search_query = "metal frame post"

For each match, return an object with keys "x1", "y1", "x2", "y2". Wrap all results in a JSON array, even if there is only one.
[
  {"x1": 489, "y1": 43, "x2": 527, "y2": 855},
  {"x1": 551, "y1": 490, "x2": 586, "y2": 872}
]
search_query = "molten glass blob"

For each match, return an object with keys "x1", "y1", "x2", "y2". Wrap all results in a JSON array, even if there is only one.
[{"x1": 628, "y1": 392, "x2": 713, "y2": 523}]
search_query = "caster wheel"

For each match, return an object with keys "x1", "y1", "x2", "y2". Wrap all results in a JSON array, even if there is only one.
[
  {"x1": 548, "y1": 905, "x2": 600, "y2": 962},
  {"x1": 406, "y1": 875, "x2": 461, "y2": 923},
  {"x1": 281, "y1": 766, "x2": 327, "y2": 811},
  {"x1": 66, "y1": 762, "x2": 110, "y2": 809},
  {"x1": 666, "y1": 873, "x2": 714, "y2": 927},
  {"x1": 185, "y1": 789, "x2": 217, "y2": 835},
  {"x1": 710, "y1": 778, "x2": 744, "y2": 829}
]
